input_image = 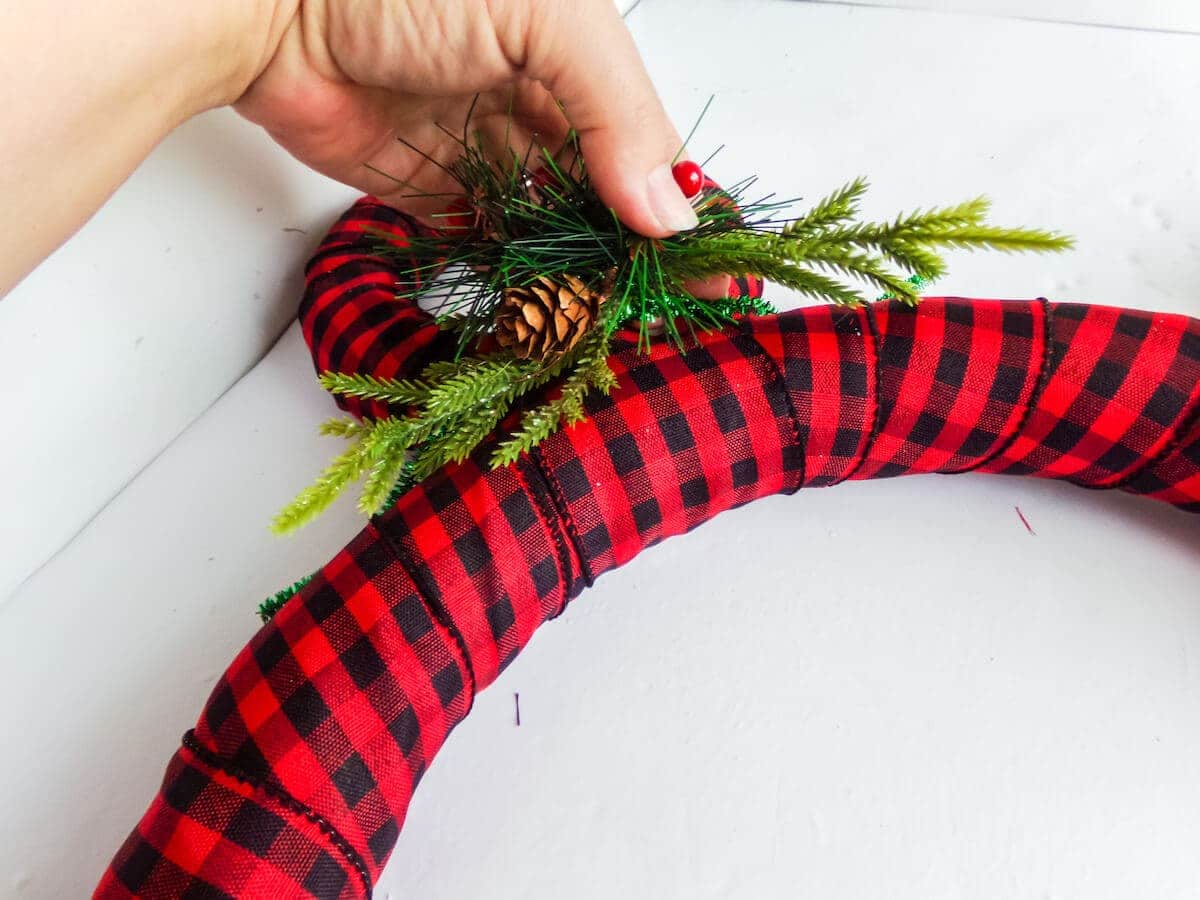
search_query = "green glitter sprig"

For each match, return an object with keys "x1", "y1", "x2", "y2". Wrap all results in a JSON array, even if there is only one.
[{"x1": 257, "y1": 572, "x2": 315, "y2": 623}]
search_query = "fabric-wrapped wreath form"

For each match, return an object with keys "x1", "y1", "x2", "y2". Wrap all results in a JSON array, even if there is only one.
[{"x1": 97, "y1": 197, "x2": 1200, "y2": 899}]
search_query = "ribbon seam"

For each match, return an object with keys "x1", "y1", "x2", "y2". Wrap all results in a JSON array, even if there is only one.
[
  {"x1": 372, "y1": 522, "x2": 478, "y2": 715},
  {"x1": 181, "y1": 730, "x2": 373, "y2": 898},
  {"x1": 836, "y1": 303, "x2": 884, "y2": 484},
  {"x1": 523, "y1": 450, "x2": 589, "y2": 614},
  {"x1": 959, "y1": 297, "x2": 1056, "y2": 475},
  {"x1": 734, "y1": 325, "x2": 806, "y2": 494},
  {"x1": 1109, "y1": 373, "x2": 1200, "y2": 492}
]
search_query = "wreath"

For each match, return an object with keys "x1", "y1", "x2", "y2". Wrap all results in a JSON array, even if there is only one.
[{"x1": 97, "y1": 142, "x2": 1197, "y2": 898}]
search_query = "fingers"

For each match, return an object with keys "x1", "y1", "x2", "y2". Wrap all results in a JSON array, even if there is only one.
[
  {"x1": 682, "y1": 275, "x2": 734, "y2": 301},
  {"x1": 505, "y1": 0, "x2": 698, "y2": 238}
]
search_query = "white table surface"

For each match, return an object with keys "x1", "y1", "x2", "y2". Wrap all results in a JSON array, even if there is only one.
[{"x1": 3, "y1": 2, "x2": 1200, "y2": 898}]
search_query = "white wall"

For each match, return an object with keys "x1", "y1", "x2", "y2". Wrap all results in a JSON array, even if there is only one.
[
  {"x1": 0, "y1": 113, "x2": 357, "y2": 601},
  {"x1": 806, "y1": 0, "x2": 1200, "y2": 32}
]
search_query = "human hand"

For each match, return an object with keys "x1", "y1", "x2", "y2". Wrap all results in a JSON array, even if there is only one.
[
  {"x1": 236, "y1": 0, "x2": 705, "y2": 244},
  {"x1": 0, "y1": 0, "x2": 727, "y2": 297}
]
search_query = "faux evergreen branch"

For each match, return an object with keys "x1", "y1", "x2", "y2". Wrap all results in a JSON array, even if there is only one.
[
  {"x1": 273, "y1": 326, "x2": 616, "y2": 534},
  {"x1": 277, "y1": 113, "x2": 1073, "y2": 534},
  {"x1": 659, "y1": 189, "x2": 1072, "y2": 308},
  {"x1": 317, "y1": 372, "x2": 429, "y2": 406},
  {"x1": 491, "y1": 331, "x2": 616, "y2": 467}
]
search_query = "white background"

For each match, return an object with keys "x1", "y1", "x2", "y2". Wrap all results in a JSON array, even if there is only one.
[{"x1": 2, "y1": 1, "x2": 1200, "y2": 898}]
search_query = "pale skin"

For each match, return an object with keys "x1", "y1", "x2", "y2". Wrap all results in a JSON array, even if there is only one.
[{"x1": 0, "y1": 0, "x2": 728, "y2": 299}]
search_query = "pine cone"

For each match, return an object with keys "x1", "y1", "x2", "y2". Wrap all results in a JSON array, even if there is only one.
[{"x1": 494, "y1": 274, "x2": 605, "y2": 360}]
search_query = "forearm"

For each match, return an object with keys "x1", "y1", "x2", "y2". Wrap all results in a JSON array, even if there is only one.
[{"x1": 0, "y1": 0, "x2": 290, "y2": 297}]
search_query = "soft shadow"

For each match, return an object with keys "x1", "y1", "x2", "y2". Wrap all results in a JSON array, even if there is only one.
[
  {"x1": 163, "y1": 108, "x2": 358, "y2": 345},
  {"x1": 1006, "y1": 474, "x2": 1199, "y2": 561}
]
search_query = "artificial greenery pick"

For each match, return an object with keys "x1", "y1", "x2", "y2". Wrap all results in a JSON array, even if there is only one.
[{"x1": 272, "y1": 126, "x2": 1071, "y2": 535}]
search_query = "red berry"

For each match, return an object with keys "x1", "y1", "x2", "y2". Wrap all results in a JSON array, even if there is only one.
[
  {"x1": 671, "y1": 160, "x2": 704, "y2": 199},
  {"x1": 442, "y1": 197, "x2": 474, "y2": 232},
  {"x1": 530, "y1": 167, "x2": 556, "y2": 189}
]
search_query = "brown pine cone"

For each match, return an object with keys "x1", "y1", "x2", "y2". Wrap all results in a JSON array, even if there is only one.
[{"x1": 494, "y1": 274, "x2": 605, "y2": 361}]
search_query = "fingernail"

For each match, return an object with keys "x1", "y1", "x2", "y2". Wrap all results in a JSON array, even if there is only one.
[{"x1": 647, "y1": 164, "x2": 699, "y2": 233}]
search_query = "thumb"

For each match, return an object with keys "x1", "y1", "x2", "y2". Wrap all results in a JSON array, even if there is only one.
[{"x1": 518, "y1": 0, "x2": 699, "y2": 238}]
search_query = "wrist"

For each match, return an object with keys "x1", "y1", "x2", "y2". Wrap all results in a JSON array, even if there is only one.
[{"x1": 177, "y1": 0, "x2": 299, "y2": 115}]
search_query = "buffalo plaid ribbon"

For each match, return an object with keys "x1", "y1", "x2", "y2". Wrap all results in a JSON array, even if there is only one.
[{"x1": 98, "y1": 197, "x2": 1200, "y2": 898}]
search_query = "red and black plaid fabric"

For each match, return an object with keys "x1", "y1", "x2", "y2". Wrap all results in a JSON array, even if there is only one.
[{"x1": 98, "y1": 197, "x2": 1200, "y2": 899}]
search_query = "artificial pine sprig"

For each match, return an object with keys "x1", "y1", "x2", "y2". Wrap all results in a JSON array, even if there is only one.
[
  {"x1": 371, "y1": 137, "x2": 786, "y2": 354},
  {"x1": 272, "y1": 325, "x2": 614, "y2": 533},
  {"x1": 275, "y1": 113, "x2": 1072, "y2": 535},
  {"x1": 660, "y1": 182, "x2": 1072, "y2": 307},
  {"x1": 492, "y1": 330, "x2": 618, "y2": 467}
]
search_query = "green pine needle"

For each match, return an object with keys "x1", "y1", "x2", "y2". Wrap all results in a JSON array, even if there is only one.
[
  {"x1": 272, "y1": 435, "x2": 377, "y2": 533},
  {"x1": 317, "y1": 372, "x2": 429, "y2": 406},
  {"x1": 782, "y1": 176, "x2": 868, "y2": 235},
  {"x1": 319, "y1": 418, "x2": 369, "y2": 439}
]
